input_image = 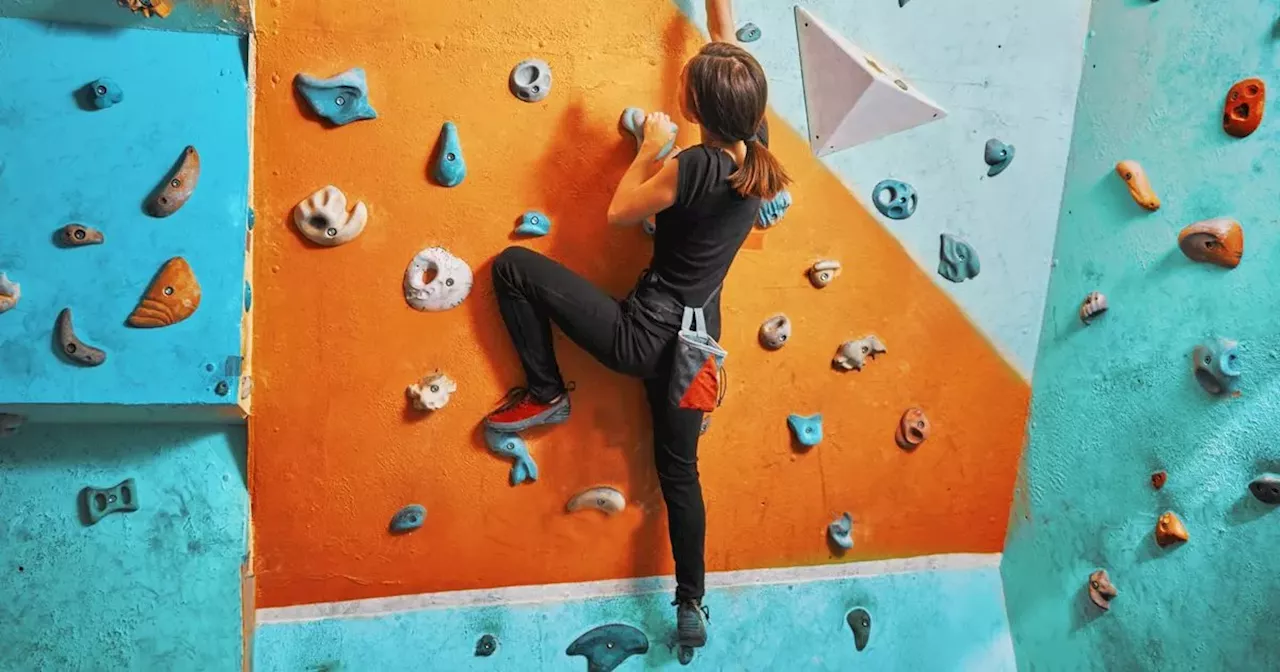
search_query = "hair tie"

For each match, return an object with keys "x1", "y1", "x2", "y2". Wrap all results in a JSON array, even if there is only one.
[{"x1": 746, "y1": 134, "x2": 759, "y2": 143}]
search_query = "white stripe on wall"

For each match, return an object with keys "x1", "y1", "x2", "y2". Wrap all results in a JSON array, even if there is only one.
[{"x1": 257, "y1": 553, "x2": 1001, "y2": 625}]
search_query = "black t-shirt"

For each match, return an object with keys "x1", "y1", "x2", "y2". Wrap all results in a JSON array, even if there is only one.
[{"x1": 650, "y1": 123, "x2": 770, "y2": 307}]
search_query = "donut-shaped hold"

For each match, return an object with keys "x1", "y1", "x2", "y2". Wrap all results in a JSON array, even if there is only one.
[{"x1": 404, "y1": 246, "x2": 474, "y2": 312}]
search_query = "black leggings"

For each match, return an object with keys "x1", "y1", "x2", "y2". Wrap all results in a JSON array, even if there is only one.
[{"x1": 491, "y1": 246, "x2": 711, "y2": 602}]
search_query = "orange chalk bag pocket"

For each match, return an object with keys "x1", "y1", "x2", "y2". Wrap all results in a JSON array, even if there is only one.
[{"x1": 668, "y1": 298, "x2": 728, "y2": 413}]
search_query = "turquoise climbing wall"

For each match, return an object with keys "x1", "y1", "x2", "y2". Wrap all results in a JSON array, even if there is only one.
[
  {"x1": 0, "y1": 16, "x2": 251, "y2": 672},
  {"x1": 255, "y1": 560, "x2": 1013, "y2": 670},
  {"x1": 1001, "y1": 0, "x2": 1280, "y2": 668},
  {"x1": 675, "y1": 0, "x2": 1091, "y2": 377},
  {"x1": 0, "y1": 18, "x2": 251, "y2": 420},
  {"x1": 0, "y1": 425, "x2": 248, "y2": 670}
]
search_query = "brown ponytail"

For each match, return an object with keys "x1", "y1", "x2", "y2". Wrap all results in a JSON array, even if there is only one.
[{"x1": 682, "y1": 42, "x2": 792, "y2": 200}]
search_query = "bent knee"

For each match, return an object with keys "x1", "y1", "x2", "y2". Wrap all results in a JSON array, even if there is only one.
[{"x1": 492, "y1": 246, "x2": 542, "y2": 285}]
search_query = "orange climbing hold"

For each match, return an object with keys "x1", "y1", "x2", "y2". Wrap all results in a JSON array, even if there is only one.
[
  {"x1": 127, "y1": 257, "x2": 201, "y2": 328},
  {"x1": 1223, "y1": 77, "x2": 1265, "y2": 138},
  {"x1": 1178, "y1": 218, "x2": 1243, "y2": 269},
  {"x1": 1115, "y1": 160, "x2": 1160, "y2": 211},
  {"x1": 1154, "y1": 511, "x2": 1188, "y2": 547}
]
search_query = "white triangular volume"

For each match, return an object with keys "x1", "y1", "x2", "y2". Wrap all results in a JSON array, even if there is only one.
[{"x1": 794, "y1": 6, "x2": 946, "y2": 157}]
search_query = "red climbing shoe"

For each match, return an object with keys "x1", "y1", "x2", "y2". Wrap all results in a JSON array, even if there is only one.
[{"x1": 484, "y1": 387, "x2": 571, "y2": 432}]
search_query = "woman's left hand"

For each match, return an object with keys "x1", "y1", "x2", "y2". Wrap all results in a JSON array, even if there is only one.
[{"x1": 641, "y1": 112, "x2": 676, "y2": 157}]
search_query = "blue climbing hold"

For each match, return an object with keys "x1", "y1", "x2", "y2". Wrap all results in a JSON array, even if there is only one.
[
  {"x1": 515, "y1": 210, "x2": 551, "y2": 237},
  {"x1": 389, "y1": 504, "x2": 426, "y2": 533},
  {"x1": 787, "y1": 413, "x2": 823, "y2": 447},
  {"x1": 938, "y1": 233, "x2": 981, "y2": 283},
  {"x1": 1192, "y1": 338, "x2": 1241, "y2": 396},
  {"x1": 736, "y1": 23, "x2": 762, "y2": 43},
  {"x1": 828, "y1": 512, "x2": 853, "y2": 550},
  {"x1": 431, "y1": 121, "x2": 467, "y2": 187},
  {"x1": 86, "y1": 78, "x2": 123, "y2": 109},
  {"x1": 757, "y1": 189, "x2": 792, "y2": 228},
  {"x1": 566, "y1": 624, "x2": 649, "y2": 672},
  {"x1": 484, "y1": 428, "x2": 538, "y2": 485},
  {"x1": 872, "y1": 180, "x2": 917, "y2": 220},
  {"x1": 984, "y1": 138, "x2": 1015, "y2": 177},
  {"x1": 642, "y1": 218, "x2": 656, "y2": 236},
  {"x1": 243, "y1": 281, "x2": 252, "y2": 313},
  {"x1": 620, "y1": 107, "x2": 677, "y2": 162},
  {"x1": 294, "y1": 68, "x2": 377, "y2": 126},
  {"x1": 247, "y1": 207, "x2": 256, "y2": 230}
]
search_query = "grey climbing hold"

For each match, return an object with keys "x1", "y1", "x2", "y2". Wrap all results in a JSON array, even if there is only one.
[
  {"x1": 871, "y1": 180, "x2": 917, "y2": 220},
  {"x1": 787, "y1": 413, "x2": 823, "y2": 447},
  {"x1": 699, "y1": 416, "x2": 711, "y2": 435},
  {"x1": 938, "y1": 233, "x2": 980, "y2": 283},
  {"x1": 390, "y1": 504, "x2": 426, "y2": 533},
  {"x1": 509, "y1": 59, "x2": 552, "y2": 102},
  {"x1": 984, "y1": 138, "x2": 1015, "y2": 177},
  {"x1": 758, "y1": 314, "x2": 791, "y2": 350},
  {"x1": 431, "y1": 121, "x2": 467, "y2": 187},
  {"x1": 642, "y1": 218, "x2": 656, "y2": 236},
  {"x1": 808, "y1": 260, "x2": 841, "y2": 288},
  {"x1": 82, "y1": 478, "x2": 138, "y2": 525},
  {"x1": 846, "y1": 608, "x2": 871, "y2": 651},
  {"x1": 1191, "y1": 338, "x2": 1241, "y2": 395},
  {"x1": 828, "y1": 512, "x2": 853, "y2": 549},
  {"x1": 736, "y1": 23, "x2": 761, "y2": 43},
  {"x1": 294, "y1": 68, "x2": 377, "y2": 126},
  {"x1": 1249, "y1": 474, "x2": 1280, "y2": 504},
  {"x1": 833, "y1": 335, "x2": 886, "y2": 371},
  {"x1": 620, "y1": 107, "x2": 678, "y2": 161},
  {"x1": 515, "y1": 210, "x2": 551, "y2": 237},
  {"x1": 475, "y1": 634, "x2": 498, "y2": 657},
  {"x1": 56, "y1": 223, "x2": 105, "y2": 247},
  {"x1": 56, "y1": 308, "x2": 106, "y2": 366},
  {"x1": 566, "y1": 624, "x2": 649, "y2": 672}
]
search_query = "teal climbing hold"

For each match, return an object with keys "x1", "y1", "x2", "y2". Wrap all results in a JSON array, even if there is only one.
[
  {"x1": 431, "y1": 121, "x2": 467, "y2": 187},
  {"x1": 566, "y1": 624, "x2": 649, "y2": 672},
  {"x1": 293, "y1": 68, "x2": 377, "y2": 126},
  {"x1": 484, "y1": 428, "x2": 538, "y2": 485},
  {"x1": 515, "y1": 210, "x2": 551, "y2": 237},
  {"x1": 938, "y1": 233, "x2": 981, "y2": 283},
  {"x1": 872, "y1": 180, "x2": 917, "y2": 220},
  {"x1": 82, "y1": 478, "x2": 139, "y2": 525},
  {"x1": 787, "y1": 413, "x2": 823, "y2": 447},
  {"x1": 243, "y1": 281, "x2": 252, "y2": 313},
  {"x1": 736, "y1": 23, "x2": 762, "y2": 43},
  {"x1": 757, "y1": 189, "x2": 791, "y2": 228},
  {"x1": 984, "y1": 138, "x2": 1015, "y2": 177},
  {"x1": 828, "y1": 512, "x2": 853, "y2": 549},
  {"x1": 620, "y1": 107, "x2": 677, "y2": 161},
  {"x1": 389, "y1": 504, "x2": 426, "y2": 533},
  {"x1": 86, "y1": 78, "x2": 123, "y2": 109}
]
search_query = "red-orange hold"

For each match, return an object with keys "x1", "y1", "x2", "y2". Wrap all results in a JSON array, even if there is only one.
[
  {"x1": 1223, "y1": 78, "x2": 1265, "y2": 138},
  {"x1": 1151, "y1": 471, "x2": 1167, "y2": 490},
  {"x1": 1155, "y1": 511, "x2": 1189, "y2": 547}
]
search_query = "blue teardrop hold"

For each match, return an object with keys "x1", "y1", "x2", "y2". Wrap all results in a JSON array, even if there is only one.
[
  {"x1": 736, "y1": 23, "x2": 762, "y2": 43},
  {"x1": 431, "y1": 121, "x2": 467, "y2": 187},
  {"x1": 86, "y1": 78, "x2": 124, "y2": 110},
  {"x1": 390, "y1": 504, "x2": 426, "y2": 533},
  {"x1": 294, "y1": 67, "x2": 378, "y2": 127},
  {"x1": 757, "y1": 190, "x2": 792, "y2": 228},
  {"x1": 515, "y1": 210, "x2": 551, "y2": 237}
]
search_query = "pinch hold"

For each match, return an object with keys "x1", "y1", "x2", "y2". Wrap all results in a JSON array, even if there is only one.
[
  {"x1": 1178, "y1": 218, "x2": 1243, "y2": 269},
  {"x1": 1115, "y1": 160, "x2": 1160, "y2": 211},
  {"x1": 56, "y1": 224, "x2": 105, "y2": 247},
  {"x1": 294, "y1": 68, "x2": 377, "y2": 126},
  {"x1": 808, "y1": 260, "x2": 841, "y2": 288},
  {"x1": 833, "y1": 335, "x2": 886, "y2": 371},
  {"x1": 758, "y1": 314, "x2": 791, "y2": 350}
]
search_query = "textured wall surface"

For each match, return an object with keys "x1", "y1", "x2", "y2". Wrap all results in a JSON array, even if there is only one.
[
  {"x1": 1001, "y1": 1, "x2": 1280, "y2": 669},
  {"x1": 0, "y1": 0, "x2": 252, "y2": 34},
  {"x1": 676, "y1": 0, "x2": 1090, "y2": 377},
  {"x1": 0, "y1": 19, "x2": 250, "y2": 419},
  {"x1": 250, "y1": 0, "x2": 1029, "y2": 609},
  {"x1": 255, "y1": 559, "x2": 1013, "y2": 671},
  {"x1": 0, "y1": 424, "x2": 248, "y2": 670}
]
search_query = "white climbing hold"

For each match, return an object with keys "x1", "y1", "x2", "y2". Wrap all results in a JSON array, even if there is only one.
[
  {"x1": 0, "y1": 273, "x2": 19, "y2": 313},
  {"x1": 794, "y1": 6, "x2": 946, "y2": 156},
  {"x1": 406, "y1": 372, "x2": 457, "y2": 411},
  {"x1": 566, "y1": 486, "x2": 626, "y2": 515},
  {"x1": 293, "y1": 185, "x2": 368, "y2": 246},
  {"x1": 404, "y1": 247, "x2": 473, "y2": 311}
]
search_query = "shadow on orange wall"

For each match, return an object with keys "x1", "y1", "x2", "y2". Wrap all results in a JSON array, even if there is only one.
[{"x1": 250, "y1": 0, "x2": 1029, "y2": 608}]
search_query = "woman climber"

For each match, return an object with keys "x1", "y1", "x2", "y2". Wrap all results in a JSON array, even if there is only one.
[{"x1": 483, "y1": 0, "x2": 790, "y2": 651}]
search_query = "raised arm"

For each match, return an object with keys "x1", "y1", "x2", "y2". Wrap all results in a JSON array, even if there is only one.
[{"x1": 706, "y1": 0, "x2": 737, "y2": 44}]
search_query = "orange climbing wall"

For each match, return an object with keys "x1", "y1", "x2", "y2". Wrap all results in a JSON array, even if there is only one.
[{"x1": 250, "y1": 0, "x2": 1030, "y2": 608}]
